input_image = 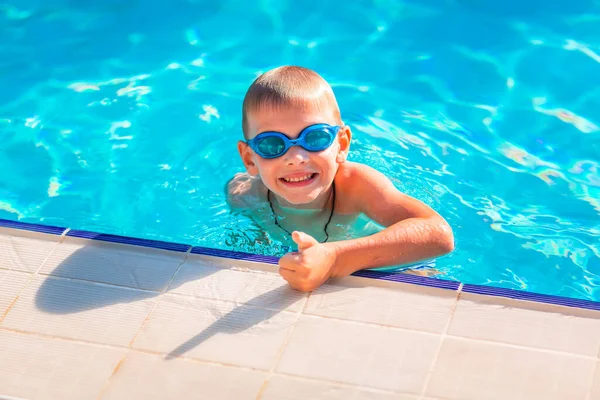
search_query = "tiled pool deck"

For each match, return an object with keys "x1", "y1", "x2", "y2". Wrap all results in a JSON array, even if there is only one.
[{"x1": 1, "y1": 219, "x2": 600, "y2": 400}]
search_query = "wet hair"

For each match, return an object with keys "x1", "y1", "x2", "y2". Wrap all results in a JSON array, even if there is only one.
[{"x1": 241, "y1": 66, "x2": 341, "y2": 138}]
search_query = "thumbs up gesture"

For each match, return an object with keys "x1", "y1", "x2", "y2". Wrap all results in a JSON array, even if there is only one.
[{"x1": 278, "y1": 231, "x2": 337, "y2": 292}]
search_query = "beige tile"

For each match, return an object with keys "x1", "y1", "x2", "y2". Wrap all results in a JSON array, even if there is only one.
[
  {"x1": 260, "y1": 375, "x2": 419, "y2": 399},
  {"x1": 132, "y1": 294, "x2": 297, "y2": 370},
  {"x1": 168, "y1": 256, "x2": 307, "y2": 311},
  {"x1": 276, "y1": 315, "x2": 440, "y2": 393},
  {"x1": 0, "y1": 230, "x2": 60, "y2": 273},
  {"x1": 0, "y1": 329, "x2": 125, "y2": 400},
  {"x1": 449, "y1": 292, "x2": 600, "y2": 356},
  {"x1": 0, "y1": 226, "x2": 64, "y2": 237},
  {"x1": 1, "y1": 276, "x2": 157, "y2": 346},
  {"x1": 305, "y1": 276, "x2": 457, "y2": 332},
  {"x1": 38, "y1": 237, "x2": 186, "y2": 291},
  {"x1": 184, "y1": 253, "x2": 280, "y2": 274},
  {"x1": 591, "y1": 360, "x2": 600, "y2": 400},
  {"x1": 0, "y1": 270, "x2": 31, "y2": 318},
  {"x1": 100, "y1": 351, "x2": 266, "y2": 400},
  {"x1": 426, "y1": 337, "x2": 595, "y2": 400}
]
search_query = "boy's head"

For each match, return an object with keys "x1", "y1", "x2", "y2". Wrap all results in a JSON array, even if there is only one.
[{"x1": 238, "y1": 66, "x2": 351, "y2": 206}]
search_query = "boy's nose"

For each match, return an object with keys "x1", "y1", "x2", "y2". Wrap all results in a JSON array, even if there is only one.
[{"x1": 283, "y1": 145, "x2": 309, "y2": 165}]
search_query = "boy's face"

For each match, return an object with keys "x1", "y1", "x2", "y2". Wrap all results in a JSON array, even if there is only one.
[{"x1": 238, "y1": 102, "x2": 351, "y2": 206}]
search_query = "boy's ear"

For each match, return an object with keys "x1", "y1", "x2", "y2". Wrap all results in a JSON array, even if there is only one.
[
  {"x1": 336, "y1": 125, "x2": 352, "y2": 163},
  {"x1": 237, "y1": 140, "x2": 259, "y2": 176}
]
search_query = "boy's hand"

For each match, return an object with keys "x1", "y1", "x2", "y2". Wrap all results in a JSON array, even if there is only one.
[{"x1": 278, "y1": 231, "x2": 337, "y2": 292}]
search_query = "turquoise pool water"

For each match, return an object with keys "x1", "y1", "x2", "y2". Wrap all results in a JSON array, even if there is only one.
[{"x1": 1, "y1": 0, "x2": 599, "y2": 300}]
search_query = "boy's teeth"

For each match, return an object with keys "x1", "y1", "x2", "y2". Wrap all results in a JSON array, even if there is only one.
[{"x1": 284, "y1": 173, "x2": 313, "y2": 182}]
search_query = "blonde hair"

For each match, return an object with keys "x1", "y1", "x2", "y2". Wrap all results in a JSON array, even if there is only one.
[{"x1": 241, "y1": 66, "x2": 341, "y2": 138}]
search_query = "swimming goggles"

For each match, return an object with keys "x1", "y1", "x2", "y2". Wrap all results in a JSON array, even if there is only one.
[{"x1": 246, "y1": 123, "x2": 340, "y2": 159}]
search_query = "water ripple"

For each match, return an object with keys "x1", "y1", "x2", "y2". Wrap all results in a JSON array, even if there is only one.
[{"x1": 1, "y1": 0, "x2": 600, "y2": 300}]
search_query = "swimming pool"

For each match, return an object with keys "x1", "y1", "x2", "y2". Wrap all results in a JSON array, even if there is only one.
[{"x1": 1, "y1": 0, "x2": 599, "y2": 300}]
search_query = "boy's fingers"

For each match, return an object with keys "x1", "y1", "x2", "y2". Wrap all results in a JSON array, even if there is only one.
[
  {"x1": 278, "y1": 253, "x2": 299, "y2": 271},
  {"x1": 292, "y1": 231, "x2": 318, "y2": 251},
  {"x1": 278, "y1": 266, "x2": 295, "y2": 283}
]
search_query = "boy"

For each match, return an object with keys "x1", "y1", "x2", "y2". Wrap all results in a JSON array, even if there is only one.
[{"x1": 227, "y1": 66, "x2": 454, "y2": 292}]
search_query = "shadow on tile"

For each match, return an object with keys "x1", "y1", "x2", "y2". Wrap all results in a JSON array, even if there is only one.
[
  {"x1": 34, "y1": 245, "x2": 218, "y2": 314},
  {"x1": 165, "y1": 284, "x2": 345, "y2": 359},
  {"x1": 33, "y1": 242, "x2": 423, "y2": 361},
  {"x1": 162, "y1": 269, "x2": 435, "y2": 359}
]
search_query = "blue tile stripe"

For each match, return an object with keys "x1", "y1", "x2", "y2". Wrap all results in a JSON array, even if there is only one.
[
  {"x1": 351, "y1": 269, "x2": 461, "y2": 290},
  {"x1": 0, "y1": 218, "x2": 67, "y2": 235},
  {"x1": 191, "y1": 246, "x2": 280, "y2": 264},
  {"x1": 462, "y1": 284, "x2": 600, "y2": 311},
  {"x1": 3, "y1": 218, "x2": 600, "y2": 310},
  {"x1": 66, "y1": 230, "x2": 191, "y2": 253}
]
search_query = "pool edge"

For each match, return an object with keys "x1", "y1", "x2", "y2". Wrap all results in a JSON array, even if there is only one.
[{"x1": 2, "y1": 218, "x2": 599, "y2": 311}]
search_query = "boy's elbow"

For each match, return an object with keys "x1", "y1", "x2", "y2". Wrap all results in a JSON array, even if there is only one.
[{"x1": 433, "y1": 218, "x2": 455, "y2": 255}]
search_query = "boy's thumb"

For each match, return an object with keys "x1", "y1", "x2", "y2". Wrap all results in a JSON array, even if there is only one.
[{"x1": 292, "y1": 231, "x2": 319, "y2": 251}]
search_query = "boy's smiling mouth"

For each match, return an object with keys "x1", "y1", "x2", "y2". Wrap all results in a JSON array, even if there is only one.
[{"x1": 279, "y1": 172, "x2": 318, "y2": 187}]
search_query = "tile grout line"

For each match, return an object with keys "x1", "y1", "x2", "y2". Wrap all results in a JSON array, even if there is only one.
[
  {"x1": 7, "y1": 222, "x2": 600, "y2": 310},
  {"x1": 127, "y1": 245, "x2": 194, "y2": 347},
  {"x1": 418, "y1": 282, "x2": 463, "y2": 400},
  {"x1": 95, "y1": 245, "x2": 193, "y2": 400},
  {"x1": 584, "y1": 355, "x2": 598, "y2": 400},
  {"x1": 0, "y1": 325, "x2": 268, "y2": 373},
  {"x1": 442, "y1": 332, "x2": 600, "y2": 359},
  {"x1": 34, "y1": 229, "x2": 70, "y2": 276},
  {"x1": 5, "y1": 298, "x2": 595, "y2": 362},
  {"x1": 298, "y1": 309, "x2": 448, "y2": 336},
  {"x1": 5, "y1": 227, "x2": 597, "y2": 398},
  {"x1": 0, "y1": 326, "x2": 129, "y2": 349},
  {"x1": 0, "y1": 276, "x2": 33, "y2": 324},
  {"x1": 0, "y1": 232, "x2": 65, "y2": 324},
  {"x1": 585, "y1": 346, "x2": 600, "y2": 400},
  {"x1": 7, "y1": 237, "x2": 597, "y2": 355},
  {"x1": 35, "y1": 269, "x2": 304, "y2": 316},
  {"x1": 35, "y1": 270, "x2": 298, "y2": 313},
  {"x1": 8, "y1": 321, "x2": 538, "y2": 396},
  {"x1": 255, "y1": 290, "x2": 313, "y2": 400},
  {"x1": 5, "y1": 232, "x2": 598, "y2": 356},
  {"x1": 446, "y1": 335, "x2": 598, "y2": 359},
  {"x1": 38, "y1": 272, "x2": 165, "y2": 294},
  {"x1": 270, "y1": 370, "x2": 422, "y2": 396},
  {"x1": 59, "y1": 228, "x2": 71, "y2": 243}
]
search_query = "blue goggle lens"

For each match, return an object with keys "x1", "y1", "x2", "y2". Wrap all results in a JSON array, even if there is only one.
[
  {"x1": 257, "y1": 136, "x2": 286, "y2": 156},
  {"x1": 254, "y1": 128, "x2": 335, "y2": 157},
  {"x1": 304, "y1": 129, "x2": 334, "y2": 150}
]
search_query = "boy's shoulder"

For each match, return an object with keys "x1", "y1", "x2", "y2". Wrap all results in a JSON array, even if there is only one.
[
  {"x1": 336, "y1": 161, "x2": 390, "y2": 186},
  {"x1": 334, "y1": 161, "x2": 398, "y2": 212},
  {"x1": 226, "y1": 172, "x2": 266, "y2": 210}
]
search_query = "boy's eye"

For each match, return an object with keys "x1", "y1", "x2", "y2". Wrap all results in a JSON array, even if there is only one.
[
  {"x1": 258, "y1": 137, "x2": 285, "y2": 155},
  {"x1": 306, "y1": 130, "x2": 332, "y2": 149}
]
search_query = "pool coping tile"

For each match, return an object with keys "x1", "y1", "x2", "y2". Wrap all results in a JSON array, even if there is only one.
[
  {"x1": 0, "y1": 218, "x2": 67, "y2": 236},
  {"x1": 351, "y1": 269, "x2": 460, "y2": 290},
  {"x1": 66, "y1": 230, "x2": 191, "y2": 253},
  {"x1": 462, "y1": 283, "x2": 600, "y2": 312},
  {"x1": 4, "y1": 219, "x2": 600, "y2": 313}
]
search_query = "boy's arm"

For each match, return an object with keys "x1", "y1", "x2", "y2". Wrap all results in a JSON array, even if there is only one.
[
  {"x1": 278, "y1": 164, "x2": 454, "y2": 291},
  {"x1": 329, "y1": 164, "x2": 454, "y2": 277}
]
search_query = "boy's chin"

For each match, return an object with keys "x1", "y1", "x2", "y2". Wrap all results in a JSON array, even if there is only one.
[
  {"x1": 280, "y1": 194, "x2": 314, "y2": 205},
  {"x1": 277, "y1": 191, "x2": 321, "y2": 206}
]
